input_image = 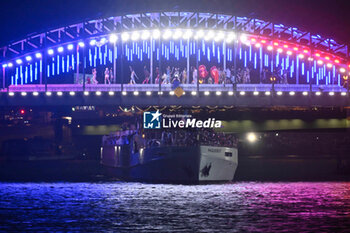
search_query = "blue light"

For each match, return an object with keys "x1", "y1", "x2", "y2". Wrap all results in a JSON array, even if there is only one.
[
  {"x1": 307, "y1": 71, "x2": 309, "y2": 83},
  {"x1": 249, "y1": 45, "x2": 252, "y2": 61},
  {"x1": 302, "y1": 62, "x2": 304, "y2": 75},
  {"x1": 244, "y1": 51, "x2": 247, "y2": 67},
  {"x1": 57, "y1": 55, "x2": 60, "y2": 75},
  {"x1": 20, "y1": 66, "x2": 23, "y2": 85},
  {"x1": 25, "y1": 67, "x2": 28, "y2": 83},
  {"x1": 30, "y1": 64, "x2": 33, "y2": 82}
]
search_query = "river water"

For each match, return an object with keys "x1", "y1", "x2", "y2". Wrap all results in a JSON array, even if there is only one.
[{"x1": 0, "y1": 182, "x2": 349, "y2": 232}]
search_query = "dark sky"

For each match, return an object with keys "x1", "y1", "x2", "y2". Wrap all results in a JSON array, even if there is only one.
[{"x1": 0, "y1": 0, "x2": 349, "y2": 47}]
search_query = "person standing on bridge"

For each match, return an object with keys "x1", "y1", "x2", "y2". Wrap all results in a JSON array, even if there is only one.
[
  {"x1": 142, "y1": 66, "x2": 150, "y2": 84},
  {"x1": 104, "y1": 68, "x2": 110, "y2": 84},
  {"x1": 92, "y1": 68, "x2": 98, "y2": 84},
  {"x1": 129, "y1": 66, "x2": 139, "y2": 84},
  {"x1": 191, "y1": 66, "x2": 198, "y2": 84}
]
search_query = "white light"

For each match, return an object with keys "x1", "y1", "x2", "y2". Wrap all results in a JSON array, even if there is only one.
[
  {"x1": 267, "y1": 45, "x2": 273, "y2": 51},
  {"x1": 327, "y1": 63, "x2": 332, "y2": 68},
  {"x1": 158, "y1": 91, "x2": 163, "y2": 95},
  {"x1": 195, "y1": 30, "x2": 204, "y2": 39},
  {"x1": 108, "y1": 91, "x2": 114, "y2": 96},
  {"x1": 122, "y1": 91, "x2": 127, "y2": 96},
  {"x1": 57, "y1": 91, "x2": 63, "y2": 96},
  {"x1": 289, "y1": 91, "x2": 295, "y2": 96},
  {"x1": 35, "y1": 53, "x2": 42, "y2": 58},
  {"x1": 96, "y1": 91, "x2": 102, "y2": 96},
  {"x1": 255, "y1": 43, "x2": 261, "y2": 48},
  {"x1": 84, "y1": 91, "x2": 89, "y2": 96},
  {"x1": 240, "y1": 34, "x2": 248, "y2": 43},
  {"x1": 240, "y1": 91, "x2": 246, "y2": 96},
  {"x1": 152, "y1": 29, "x2": 160, "y2": 39},
  {"x1": 57, "y1": 47, "x2": 64, "y2": 53},
  {"x1": 341, "y1": 92, "x2": 347, "y2": 96},
  {"x1": 226, "y1": 32, "x2": 236, "y2": 43},
  {"x1": 215, "y1": 31, "x2": 225, "y2": 42},
  {"x1": 329, "y1": 92, "x2": 334, "y2": 96},
  {"x1": 146, "y1": 91, "x2": 152, "y2": 96},
  {"x1": 277, "y1": 48, "x2": 283, "y2": 53},
  {"x1": 276, "y1": 91, "x2": 282, "y2": 96},
  {"x1": 317, "y1": 60, "x2": 324, "y2": 65},
  {"x1": 253, "y1": 91, "x2": 259, "y2": 96},
  {"x1": 90, "y1": 39, "x2": 96, "y2": 46},
  {"x1": 182, "y1": 29, "x2": 193, "y2": 39},
  {"x1": 205, "y1": 30, "x2": 215, "y2": 41},
  {"x1": 173, "y1": 29, "x2": 183, "y2": 39},
  {"x1": 67, "y1": 44, "x2": 74, "y2": 50},
  {"x1": 131, "y1": 31, "x2": 140, "y2": 41},
  {"x1": 315, "y1": 91, "x2": 321, "y2": 96},
  {"x1": 46, "y1": 91, "x2": 52, "y2": 96},
  {"x1": 8, "y1": 92, "x2": 14, "y2": 96},
  {"x1": 121, "y1": 32, "x2": 130, "y2": 41},
  {"x1": 340, "y1": 68, "x2": 346, "y2": 73},
  {"x1": 78, "y1": 42, "x2": 85, "y2": 47},
  {"x1": 298, "y1": 54, "x2": 305, "y2": 59},
  {"x1": 163, "y1": 29, "x2": 172, "y2": 40},
  {"x1": 204, "y1": 91, "x2": 210, "y2": 96},
  {"x1": 141, "y1": 31, "x2": 150, "y2": 40},
  {"x1": 302, "y1": 91, "x2": 308, "y2": 96},
  {"x1": 69, "y1": 91, "x2": 75, "y2": 96},
  {"x1": 265, "y1": 91, "x2": 271, "y2": 96},
  {"x1": 25, "y1": 56, "x2": 32, "y2": 62},
  {"x1": 247, "y1": 132, "x2": 257, "y2": 143},
  {"x1": 48, "y1": 49, "x2": 54, "y2": 55},
  {"x1": 33, "y1": 92, "x2": 39, "y2": 96},
  {"x1": 228, "y1": 91, "x2": 234, "y2": 96},
  {"x1": 133, "y1": 91, "x2": 139, "y2": 96},
  {"x1": 191, "y1": 91, "x2": 197, "y2": 96},
  {"x1": 21, "y1": 92, "x2": 27, "y2": 96},
  {"x1": 286, "y1": 51, "x2": 292, "y2": 55},
  {"x1": 216, "y1": 91, "x2": 222, "y2": 96},
  {"x1": 16, "y1": 59, "x2": 22, "y2": 64},
  {"x1": 8, "y1": 63, "x2": 13, "y2": 68},
  {"x1": 169, "y1": 91, "x2": 175, "y2": 95},
  {"x1": 100, "y1": 38, "x2": 107, "y2": 44},
  {"x1": 2, "y1": 64, "x2": 7, "y2": 68},
  {"x1": 109, "y1": 34, "x2": 118, "y2": 43}
]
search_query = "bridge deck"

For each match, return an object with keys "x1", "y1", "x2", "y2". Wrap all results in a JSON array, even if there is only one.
[{"x1": 0, "y1": 84, "x2": 347, "y2": 93}]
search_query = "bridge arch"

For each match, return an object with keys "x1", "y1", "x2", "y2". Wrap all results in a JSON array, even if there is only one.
[{"x1": 0, "y1": 11, "x2": 349, "y2": 105}]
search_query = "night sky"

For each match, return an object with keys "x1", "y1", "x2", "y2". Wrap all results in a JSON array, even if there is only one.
[{"x1": 0, "y1": 0, "x2": 349, "y2": 47}]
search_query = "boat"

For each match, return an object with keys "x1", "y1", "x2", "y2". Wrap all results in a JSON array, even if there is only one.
[{"x1": 100, "y1": 127, "x2": 238, "y2": 184}]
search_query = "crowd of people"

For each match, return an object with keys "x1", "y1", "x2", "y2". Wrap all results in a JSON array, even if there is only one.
[{"x1": 87, "y1": 64, "x2": 312, "y2": 85}]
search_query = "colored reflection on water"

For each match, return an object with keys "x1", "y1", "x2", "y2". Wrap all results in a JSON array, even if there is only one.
[{"x1": 0, "y1": 182, "x2": 349, "y2": 232}]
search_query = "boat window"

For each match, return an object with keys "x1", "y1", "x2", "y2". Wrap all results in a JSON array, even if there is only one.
[{"x1": 225, "y1": 152, "x2": 232, "y2": 157}]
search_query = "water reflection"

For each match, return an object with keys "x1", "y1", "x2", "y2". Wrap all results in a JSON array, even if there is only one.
[{"x1": 0, "y1": 182, "x2": 349, "y2": 232}]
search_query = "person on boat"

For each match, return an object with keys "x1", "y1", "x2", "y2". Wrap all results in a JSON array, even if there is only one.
[
  {"x1": 92, "y1": 68, "x2": 98, "y2": 84},
  {"x1": 142, "y1": 66, "x2": 150, "y2": 84}
]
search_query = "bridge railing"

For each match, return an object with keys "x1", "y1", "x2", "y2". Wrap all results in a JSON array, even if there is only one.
[{"x1": 1, "y1": 83, "x2": 347, "y2": 93}]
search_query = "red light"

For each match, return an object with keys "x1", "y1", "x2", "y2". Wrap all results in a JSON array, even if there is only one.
[
  {"x1": 315, "y1": 53, "x2": 320, "y2": 57},
  {"x1": 335, "y1": 59, "x2": 340, "y2": 64},
  {"x1": 20, "y1": 109, "x2": 25, "y2": 115}
]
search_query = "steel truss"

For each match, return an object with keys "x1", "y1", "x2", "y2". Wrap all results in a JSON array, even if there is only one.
[{"x1": 0, "y1": 12, "x2": 348, "y2": 62}]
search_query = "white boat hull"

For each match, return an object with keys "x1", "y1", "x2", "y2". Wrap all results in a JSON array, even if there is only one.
[{"x1": 101, "y1": 145, "x2": 238, "y2": 183}]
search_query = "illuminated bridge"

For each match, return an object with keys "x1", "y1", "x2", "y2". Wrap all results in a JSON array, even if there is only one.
[{"x1": 0, "y1": 11, "x2": 349, "y2": 107}]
